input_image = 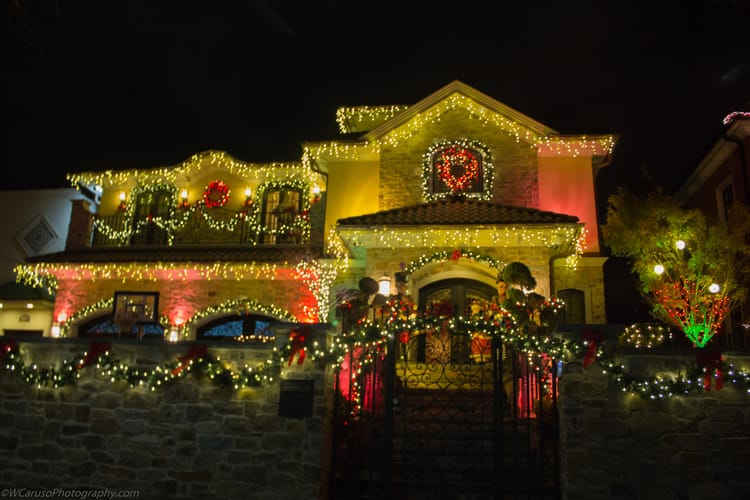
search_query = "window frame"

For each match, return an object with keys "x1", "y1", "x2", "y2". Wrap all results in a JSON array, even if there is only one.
[{"x1": 422, "y1": 139, "x2": 493, "y2": 201}]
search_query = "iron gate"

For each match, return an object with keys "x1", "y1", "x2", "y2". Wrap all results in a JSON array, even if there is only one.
[{"x1": 330, "y1": 330, "x2": 560, "y2": 499}]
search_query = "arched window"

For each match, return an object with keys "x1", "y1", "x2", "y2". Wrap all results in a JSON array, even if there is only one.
[
  {"x1": 197, "y1": 314, "x2": 277, "y2": 341},
  {"x1": 557, "y1": 289, "x2": 585, "y2": 325},
  {"x1": 78, "y1": 314, "x2": 164, "y2": 339},
  {"x1": 423, "y1": 140, "x2": 493, "y2": 201},
  {"x1": 131, "y1": 187, "x2": 174, "y2": 245},
  {"x1": 260, "y1": 186, "x2": 303, "y2": 244}
]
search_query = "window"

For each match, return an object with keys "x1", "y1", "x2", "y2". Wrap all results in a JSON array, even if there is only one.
[
  {"x1": 423, "y1": 139, "x2": 493, "y2": 201},
  {"x1": 716, "y1": 176, "x2": 735, "y2": 224},
  {"x1": 78, "y1": 314, "x2": 164, "y2": 338},
  {"x1": 557, "y1": 289, "x2": 585, "y2": 325},
  {"x1": 260, "y1": 186, "x2": 303, "y2": 243},
  {"x1": 197, "y1": 314, "x2": 277, "y2": 341},
  {"x1": 131, "y1": 187, "x2": 174, "y2": 245}
]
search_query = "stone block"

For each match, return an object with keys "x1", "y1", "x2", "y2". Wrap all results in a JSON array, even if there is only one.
[
  {"x1": 185, "y1": 403, "x2": 214, "y2": 422},
  {"x1": 17, "y1": 445, "x2": 41, "y2": 460},
  {"x1": 223, "y1": 415, "x2": 250, "y2": 432},
  {"x1": 15, "y1": 414, "x2": 44, "y2": 431},
  {"x1": 121, "y1": 419, "x2": 147, "y2": 435},
  {"x1": 231, "y1": 465, "x2": 267, "y2": 484},
  {"x1": 80, "y1": 433, "x2": 106, "y2": 449},
  {"x1": 90, "y1": 391, "x2": 123, "y2": 408},
  {"x1": 197, "y1": 434, "x2": 233, "y2": 451},
  {"x1": 116, "y1": 449, "x2": 150, "y2": 469},
  {"x1": 90, "y1": 414, "x2": 120, "y2": 435},
  {"x1": 61, "y1": 423, "x2": 89, "y2": 435},
  {"x1": 69, "y1": 460, "x2": 97, "y2": 477}
]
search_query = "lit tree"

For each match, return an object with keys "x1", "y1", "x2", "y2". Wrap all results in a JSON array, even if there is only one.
[{"x1": 601, "y1": 188, "x2": 750, "y2": 348}]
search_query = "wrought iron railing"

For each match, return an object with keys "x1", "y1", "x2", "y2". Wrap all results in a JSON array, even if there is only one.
[{"x1": 90, "y1": 211, "x2": 305, "y2": 247}]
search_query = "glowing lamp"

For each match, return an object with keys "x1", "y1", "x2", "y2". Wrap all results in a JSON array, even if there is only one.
[
  {"x1": 675, "y1": 240, "x2": 686, "y2": 250},
  {"x1": 312, "y1": 183, "x2": 321, "y2": 203},
  {"x1": 117, "y1": 191, "x2": 127, "y2": 211},
  {"x1": 50, "y1": 322, "x2": 61, "y2": 338},
  {"x1": 167, "y1": 326, "x2": 180, "y2": 342},
  {"x1": 709, "y1": 283, "x2": 721, "y2": 294},
  {"x1": 243, "y1": 186, "x2": 253, "y2": 207},
  {"x1": 179, "y1": 189, "x2": 189, "y2": 208},
  {"x1": 26, "y1": 303, "x2": 33, "y2": 309},
  {"x1": 653, "y1": 264, "x2": 665, "y2": 275},
  {"x1": 378, "y1": 274, "x2": 391, "y2": 296}
]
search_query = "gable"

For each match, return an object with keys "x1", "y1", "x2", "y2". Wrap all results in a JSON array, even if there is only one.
[{"x1": 363, "y1": 81, "x2": 558, "y2": 149}]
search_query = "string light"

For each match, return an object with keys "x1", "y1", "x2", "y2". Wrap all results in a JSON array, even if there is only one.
[
  {"x1": 336, "y1": 105, "x2": 409, "y2": 134},
  {"x1": 305, "y1": 93, "x2": 615, "y2": 163}
]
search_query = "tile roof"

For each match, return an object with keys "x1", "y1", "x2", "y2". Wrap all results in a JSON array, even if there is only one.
[
  {"x1": 0, "y1": 281, "x2": 55, "y2": 301},
  {"x1": 25, "y1": 245, "x2": 324, "y2": 264},
  {"x1": 337, "y1": 198, "x2": 579, "y2": 226}
]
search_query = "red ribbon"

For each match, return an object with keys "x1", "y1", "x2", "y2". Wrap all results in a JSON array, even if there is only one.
[
  {"x1": 0, "y1": 339, "x2": 17, "y2": 362},
  {"x1": 288, "y1": 329, "x2": 307, "y2": 366},
  {"x1": 696, "y1": 349, "x2": 724, "y2": 391},
  {"x1": 582, "y1": 328, "x2": 604, "y2": 368},
  {"x1": 172, "y1": 344, "x2": 208, "y2": 376},
  {"x1": 450, "y1": 249, "x2": 462, "y2": 262},
  {"x1": 399, "y1": 331, "x2": 410, "y2": 344},
  {"x1": 77, "y1": 340, "x2": 111, "y2": 369}
]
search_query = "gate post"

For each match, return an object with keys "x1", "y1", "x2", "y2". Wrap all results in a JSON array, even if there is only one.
[{"x1": 382, "y1": 332, "x2": 397, "y2": 498}]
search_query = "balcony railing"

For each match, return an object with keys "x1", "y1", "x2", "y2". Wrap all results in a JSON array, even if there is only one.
[{"x1": 91, "y1": 210, "x2": 306, "y2": 247}]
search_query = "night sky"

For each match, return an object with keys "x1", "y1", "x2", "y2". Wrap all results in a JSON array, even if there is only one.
[{"x1": 3, "y1": 1, "x2": 749, "y2": 200}]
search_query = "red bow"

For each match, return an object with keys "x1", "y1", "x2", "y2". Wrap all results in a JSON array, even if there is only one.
[
  {"x1": 0, "y1": 339, "x2": 17, "y2": 362},
  {"x1": 288, "y1": 329, "x2": 307, "y2": 366},
  {"x1": 450, "y1": 249, "x2": 462, "y2": 262},
  {"x1": 399, "y1": 331, "x2": 410, "y2": 344},
  {"x1": 77, "y1": 340, "x2": 111, "y2": 369},
  {"x1": 582, "y1": 328, "x2": 604, "y2": 368},
  {"x1": 172, "y1": 344, "x2": 208, "y2": 376},
  {"x1": 696, "y1": 349, "x2": 724, "y2": 391}
]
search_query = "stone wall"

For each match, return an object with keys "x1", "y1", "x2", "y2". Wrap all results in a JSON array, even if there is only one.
[
  {"x1": 0, "y1": 338, "x2": 328, "y2": 500},
  {"x1": 378, "y1": 108, "x2": 538, "y2": 210},
  {"x1": 558, "y1": 350, "x2": 750, "y2": 500}
]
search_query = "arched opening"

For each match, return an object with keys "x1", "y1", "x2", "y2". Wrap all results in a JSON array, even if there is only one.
[
  {"x1": 415, "y1": 277, "x2": 497, "y2": 364},
  {"x1": 196, "y1": 313, "x2": 277, "y2": 341}
]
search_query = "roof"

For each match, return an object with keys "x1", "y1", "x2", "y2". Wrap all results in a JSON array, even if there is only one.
[
  {"x1": 0, "y1": 281, "x2": 55, "y2": 301},
  {"x1": 336, "y1": 197, "x2": 579, "y2": 227},
  {"x1": 363, "y1": 80, "x2": 559, "y2": 141},
  {"x1": 24, "y1": 245, "x2": 325, "y2": 264}
]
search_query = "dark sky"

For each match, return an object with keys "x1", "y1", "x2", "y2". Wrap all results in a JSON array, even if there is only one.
[{"x1": 3, "y1": 1, "x2": 750, "y2": 202}]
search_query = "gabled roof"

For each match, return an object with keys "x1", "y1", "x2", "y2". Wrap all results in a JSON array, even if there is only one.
[
  {"x1": 337, "y1": 197, "x2": 578, "y2": 227},
  {"x1": 363, "y1": 80, "x2": 559, "y2": 143}
]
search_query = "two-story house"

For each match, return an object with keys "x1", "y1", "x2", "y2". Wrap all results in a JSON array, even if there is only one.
[{"x1": 13, "y1": 81, "x2": 616, "y2": 343}]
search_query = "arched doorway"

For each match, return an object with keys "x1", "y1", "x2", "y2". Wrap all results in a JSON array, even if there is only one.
[
  {"x1": 416, "y1": 278, "x2": 497, "y2": 364},
  {"x1": 418, "y1": 277, "x2": 496, "y2": 314}
]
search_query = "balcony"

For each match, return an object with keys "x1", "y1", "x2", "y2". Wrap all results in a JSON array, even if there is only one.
[{"x1": 90, "y1": 207, "x2": 310, "y2": 247}]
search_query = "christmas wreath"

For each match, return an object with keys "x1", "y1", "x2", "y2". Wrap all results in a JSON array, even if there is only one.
[
  {"x1": 435, "y1": 146, "x2": 479, "y2": 192},
  {"x1": 203, "y1": 180, "x2": 230, "y2": 208}
]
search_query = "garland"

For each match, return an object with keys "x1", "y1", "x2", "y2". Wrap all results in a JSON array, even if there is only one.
[{"x1": 2, "y1": 321, "x2": 749, "y2": 399}]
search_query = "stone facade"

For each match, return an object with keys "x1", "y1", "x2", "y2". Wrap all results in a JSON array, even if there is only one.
[
  {"x1": 378, "y1": 108, "x2": 539, "y2": 211},
  {"x1": 559, "y1": 352, "x2": 750, "y2": 500},
  {"x1": 0, "y1": 339, "x2": 327, "y2": 500}
]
